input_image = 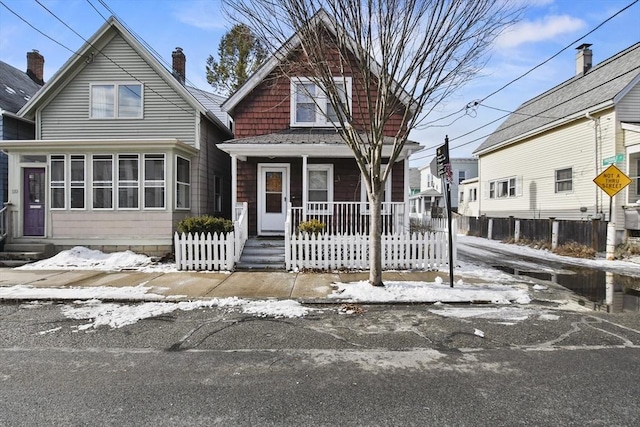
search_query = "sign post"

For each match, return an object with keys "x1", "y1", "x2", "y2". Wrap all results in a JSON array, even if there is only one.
[
  {"x1": 436, "y1": 137, "x2": 454, "y2": 288},
  {"x1": 593, "y1": 164, "x2": 632, "y2": 259}
]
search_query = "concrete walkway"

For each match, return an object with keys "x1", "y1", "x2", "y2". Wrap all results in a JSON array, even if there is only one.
[{"x1": 0, "y1": 268, "x2": 447, "y2": 302}]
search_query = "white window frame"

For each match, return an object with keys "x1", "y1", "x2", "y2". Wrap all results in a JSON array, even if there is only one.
[
  {"x1": 361, "y1": 165, "x2": 392, "y2": 214},
  {"x1": 50, "y1": 155, "x2": 66, "y2": 210},
  {"x1": 143, "y1": 154, "x2": 165, "y2": 209},
  {"x1": 70, "y1": 155, "x2": 86, "y2": 210},
  {"x1": 176, "y1": 156, "x2": 191, "y2": 210},
  {"x1": 555, "y1": 167, "x2": 573, "y2": 193},
  {"x1": 307, "y1": 164, "x2": 334, "y2": 214},
  {"x1": 489, "y1": 176, "x2": 519, "y2": 199},
  {"x1": 290, "y1": 77, "x2": 352, "y2": 127},
  {"x1": 117, "y1": 154, "x2": 140, "y2": 210},
  {"x1": 92, "y1": 154, "x2": 114, "y2": 210},
  {"x1": 90, "y1": 82, "x2": 143, "y2": 119}
]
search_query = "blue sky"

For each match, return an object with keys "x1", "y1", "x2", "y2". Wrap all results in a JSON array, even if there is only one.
[{"x1": 1, "y1": 0, "x2": 639, "y2": 166}]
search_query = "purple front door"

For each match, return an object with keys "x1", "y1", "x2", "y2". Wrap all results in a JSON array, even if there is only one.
[{"x1": 23, "y1": 168, "x2": 45, "y2": 236}]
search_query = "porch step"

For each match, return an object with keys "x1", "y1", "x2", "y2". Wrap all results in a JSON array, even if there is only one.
[
  {"x1": 0, "y1": 243, "x2": 55, "y2": 267},
  {"x1": 236, "y1": 237, "x2": 286, "y2": 271}
]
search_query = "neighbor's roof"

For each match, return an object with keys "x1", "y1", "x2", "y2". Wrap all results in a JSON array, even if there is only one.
[
  {"x1": 0, "y1": 60, "x2": 41, "y2": 114},
  {"x1": 474, "y1": 42, "x2": 640, "y2": 155}
]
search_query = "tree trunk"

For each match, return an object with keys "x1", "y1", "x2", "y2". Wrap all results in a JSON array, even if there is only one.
[{"x1": 369, "y1": 191, "x2": 384, "y2": 287}]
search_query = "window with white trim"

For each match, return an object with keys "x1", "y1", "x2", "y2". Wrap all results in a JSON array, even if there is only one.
[
  {"x1": 50, "y1": 155, "x2": 65, "y2": 209},
  {"x1": 92, "y1": 155, "x2": 114, "y2": 209},
  {"x1": 291, "y1": 77, "x2": 351, "y2": 127},
  {"x1": 470, "y1": 188, "x2": 477, "y2": 202},
  {"x1": 90, "y1": 83, "x2": 143, "y2": 119},
  {"x1": 488, "y1": 177, "x2": 519, "y2": 199},
  {"x1": 555, "y1": 167, "x2": 573, "y2": 193},
  {"x1": 118, "y1": 154, "x2": 139, "y2": 209},
  {"x1": 307, "y1": 164, "x2": 333, "y2": 213},
  {"x1": 176, "y1": 156, "x2": 190, "y2": 209},
  {"x1": 70, "y1": 155, "x2": 86, "y2": 209},
  {"x1": 144, "y1": 154, "x2": 165, "y2": 209}
]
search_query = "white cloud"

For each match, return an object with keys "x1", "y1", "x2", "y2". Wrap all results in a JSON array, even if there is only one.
[
  {"x1": 496, "y1": 15, "x2": 585, "y2": 48},
  {"x1": 172, "y1": 0, "x2": 228, "y2": 31}
]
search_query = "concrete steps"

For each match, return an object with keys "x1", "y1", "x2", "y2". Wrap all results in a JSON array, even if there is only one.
[
  {"x1": 236, "y1": 237, "x2": 286, "y2": 271},
  {"x1": 0, "y1": 243, "x2": 55, "y2": 268}
]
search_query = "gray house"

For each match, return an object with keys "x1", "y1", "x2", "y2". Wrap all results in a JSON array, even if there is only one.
[
  {"x1": 0, "y1": 51, "x2": 45, "y2": 207},
  {"x1": 0, "y1": 17, "x2": 232, "y2": 256}
]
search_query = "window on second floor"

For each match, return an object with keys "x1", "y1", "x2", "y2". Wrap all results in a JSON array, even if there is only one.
[
  {"x1": 90, "y1": 83, "x2": 143, "y2": 119},
  {"x1": 290, "y1": 77, "x2": 351, "y2": 127}
]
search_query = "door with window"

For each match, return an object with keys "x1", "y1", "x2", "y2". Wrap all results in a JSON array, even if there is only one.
[
  {"x1": 258, "y1": 165, "x2": 289, "y2": 235},
  {"x1": 23, "y1": 168, "x2": 45, "y2": 236}
]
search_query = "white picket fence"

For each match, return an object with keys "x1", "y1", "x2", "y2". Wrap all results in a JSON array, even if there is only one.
[
  {"x1": 286, "y1": 230, "x2": 456, "y2": 271},
  {"x1": 174, "y1": 231, "x2": 235, "y2": 271}
]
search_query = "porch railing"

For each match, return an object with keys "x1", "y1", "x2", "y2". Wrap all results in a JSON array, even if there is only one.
[
  {"x1": 289, "y1": 201, "x2": 407, "y2": 235},
  {"x1": 0, "y1": 205, "x2": 8, "y2": 246}
]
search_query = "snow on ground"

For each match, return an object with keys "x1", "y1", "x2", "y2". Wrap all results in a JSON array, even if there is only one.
[{"x1": 428, "y1": 306, "x2": 560, "y2": 322}]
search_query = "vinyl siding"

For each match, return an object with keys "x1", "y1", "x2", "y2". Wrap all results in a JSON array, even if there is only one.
[
  {"x1": 617, "y1": 83, "x2": 640, "y2": 122},
  {"x1": 50, "y1": 211, "x2": 176, "y2": 239},
  {"x1": 39, "y1": 34, "x2": 197, "y2": 145},
  {"x1": 479, "y1": 110, "x2": 618, "y2": 221}
]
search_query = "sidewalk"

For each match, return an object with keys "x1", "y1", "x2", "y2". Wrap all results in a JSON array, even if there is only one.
[{"x1": 0, "y1": 268, "x2": 450, "y2": 302}]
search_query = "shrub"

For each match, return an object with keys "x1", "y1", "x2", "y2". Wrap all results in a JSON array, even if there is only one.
[
  {"x1": 552, "y1": 241, "x2": 596, "y2": 259},
  {"x1": 298, "y1": 219, "x2": 326, "y2": 235},
  {"x1": 178, "y1": 216, "x2": 233, "y2": 235}
]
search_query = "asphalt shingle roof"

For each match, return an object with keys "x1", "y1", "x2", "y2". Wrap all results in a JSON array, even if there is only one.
[
  {"x1": 224, "y1": 128, "x2": 420, "y2": 147},
  {"x1": 0, "y1": 60, "x2": 41, "y2": 113},
  {"x1": 474, "y1": 42, "x2": 640, "y2": 154}
]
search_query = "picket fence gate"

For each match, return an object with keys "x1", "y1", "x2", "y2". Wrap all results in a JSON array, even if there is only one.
[{"x1": 286, "y1": 231, "x2": 455, "y2": 271}]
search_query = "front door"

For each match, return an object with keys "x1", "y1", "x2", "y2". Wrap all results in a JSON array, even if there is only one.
[
  {"x1": 258, "y1": 164, "x2": 289, "y2": 235},
  {"x1": 23, "y1": 168, "x2": 45, "y2": 236}
]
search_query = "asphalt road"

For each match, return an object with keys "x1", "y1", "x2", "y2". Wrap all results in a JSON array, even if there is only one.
[{"x1": 1, "y1": 301, "x2": 640, "y2": 426}]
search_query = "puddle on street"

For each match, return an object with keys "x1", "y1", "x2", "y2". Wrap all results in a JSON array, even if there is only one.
[{"x1": 493, "y1": 265, "x2": 640, "y2": 312}]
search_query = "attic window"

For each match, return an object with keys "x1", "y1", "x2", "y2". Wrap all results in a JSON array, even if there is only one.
[
  {"x1": 290, "y1": 77, "x2": 351, "y2": 127},
  {"x1": 90, "y1": 83, "x2": 143, "y2": 119}
]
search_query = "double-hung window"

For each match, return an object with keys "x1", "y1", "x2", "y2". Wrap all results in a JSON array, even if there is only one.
[
  {"x1": 291, "y1": 77, "x2": 351, "y2": 127},
  {"x1": 176, "y1": 156, "x2": 190, "y2": 209},
  {"x1": 92, "y1": 155, "x2": 114, "y2": 209},
  {"x1": 70, "y1": 155, "x2": 86, "y2": 209},
  {"x1": 307, "y1": 164, "x2": 333, "y2": 213},
  {"x1": 118, "y1": 155, "x2": 139, "y2": 209},
  {"x1": 555, "y1": 167, "x2": 573, "y2": 193},
  {"x1": 50, "y1": 155, "x2": 85, "y2": 210},
  {"x1": 90, "y1": 83, "x2": 143, "y2": 119},
  {"x1": 50, "y1": 155, "x2": 66, "y2": 209},
  {"x1": 144, "y1": 154, "x2": 165, "y2": 209}
]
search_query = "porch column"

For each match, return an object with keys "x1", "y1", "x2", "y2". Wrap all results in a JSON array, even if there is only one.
[
  {"x1": 404, "y1": 150, "x2": 412, "y2": 230},
  {"x1": 231, "y1": 154, "x2": 237, "y2": 220},
  {"x1": 302, "y1": 154, "x2": 308, "y2": 221}
]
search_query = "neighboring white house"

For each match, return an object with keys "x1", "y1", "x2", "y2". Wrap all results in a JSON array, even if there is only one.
[
  {"x1": 458, "y1": 177, "x2": 479, "y2": 217},
  {"x1": 473, "y1": 43, "x2": 640, "y2": 243},
  {"x1": 411, "y1": 157, "x2": 478, "y2": 216}
]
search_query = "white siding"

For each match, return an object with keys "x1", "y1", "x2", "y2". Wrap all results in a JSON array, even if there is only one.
[
  {"x1": 50, "y1": 211, "x2": 177, "y2": 240},
  {"x1": 479, "y1": 110, "x2": 618, "y2": 221},
  {"x1": 617, "y1": 83, "x2": 640, "y2": 122},
  {"x1": 39, "y1": 34, "x2": 197, "y2": 145}
]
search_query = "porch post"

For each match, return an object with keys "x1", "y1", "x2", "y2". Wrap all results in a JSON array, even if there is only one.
[
  {"x1": 231, "y1": 154, "x2": 237, "y2": 220},
  {"x1": 404, "y1": 150, "x2": 412, "y2": 231},
  {"x1": 302, "y1": 154, "x2": 308, "y2": 221}
]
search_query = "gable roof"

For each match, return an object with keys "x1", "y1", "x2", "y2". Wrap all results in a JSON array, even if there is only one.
[
  {"x1": 18, "y1": 16, "x2": 231, "y2": 136},
  {"x1": 474, "y1": 42, "x2": 640, "y2": 155},
  {"x1": 221, "y1": 9, "x2": 414, "y2": 116},
  {"x1": 0, "y1": 60, "x2": 41, "y2": 114}
]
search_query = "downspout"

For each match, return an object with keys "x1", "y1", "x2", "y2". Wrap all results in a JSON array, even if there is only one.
[{"x1": 585, "y1": 111, "x2": 600, "y2": 218}]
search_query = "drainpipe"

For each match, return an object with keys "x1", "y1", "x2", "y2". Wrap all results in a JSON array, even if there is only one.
[{"x1": 585, "y1": 111, "x2": 599, "y2": 218}]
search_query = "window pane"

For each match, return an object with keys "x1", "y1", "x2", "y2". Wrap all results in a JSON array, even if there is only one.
[
  {"x1": 93, "y1": 156, "x2": 112, "y2": 181},
  {"x1": 176, "y1": 183, "x2": 189, "y2": 208},
  {"x1": 118, "y1": 187, "x2": 139, "y2": 209},
  {"x1": 177, "y1": 157, "x2": 190, "y2": 183},
  {"x1": 145, "y1": 187, "x2": 164, "y2": 208},
  {"x1": 326, "y1": 83, "x2": 346, "y2": 122},
  {"x1": 309, "y1": 190, "x2": 328, "y2": 202},
  {"x1": 51, "y1": 157, "x2": 64, "y2": 181},
  {"x1": 309, "y1": 170, "x2": 328, "y2": 190},
  {"x1": 93, "y1": 188, "x2": 112, "y2": 209},
  {"x1": 119, "y1": 155, "x2": 138, "y2": 181},
  {"x1": 296, "y1": 83, "x2": 316, "y2": 122},
  {"x1": 266, "y1": 193, "x2": 282, "y2": 213},
  {"x1": 91, "y1": 85, "x2": 114, "y2": 118},
  {"x1": 52, "y1": 188, "x2": 65, "y2": 209},
  {"x1": 70, "y1": 188, "x2": 85, "y2": 209},
  {"x1": 145, "y1": 155, "x2": 164, "y2": 180},
  {"x1": 118, "y1": 84, "x2": 142, "y2": 117}
]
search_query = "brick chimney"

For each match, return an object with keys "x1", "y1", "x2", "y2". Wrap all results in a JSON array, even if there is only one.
[
  {"x1": 575, "y1": 43, "x2": 593, "y2": 75},
  {"x1": 26, "y1": 49, "x2": 45, "y2": 85},
  {"x1": 172, "y1": 47, "x2": 186, "y2": 85}
]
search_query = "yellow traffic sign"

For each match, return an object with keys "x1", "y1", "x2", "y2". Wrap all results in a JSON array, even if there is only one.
[{"x1": 593, "y1": 164, "x2": 632, "y2": 197}]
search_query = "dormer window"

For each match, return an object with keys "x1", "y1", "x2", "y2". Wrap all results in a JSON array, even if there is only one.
[
  {"x1": 90, "y1": 82, "x2": 143, "y2": 119},
  {"x1": 290, "y1": 77, "x2": 351, "y2": 127}
]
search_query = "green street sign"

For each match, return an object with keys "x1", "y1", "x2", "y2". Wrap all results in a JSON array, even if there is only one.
[{"x1": 602, "y1": 153, "x2": 624, "y2": 166}]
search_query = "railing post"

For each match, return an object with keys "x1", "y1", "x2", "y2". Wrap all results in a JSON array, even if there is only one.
[{"x1": 285, "y1": 202, "x2": 292, "y2": 271}]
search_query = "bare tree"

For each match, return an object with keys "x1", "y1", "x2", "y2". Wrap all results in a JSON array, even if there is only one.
[{"x1": 223, "y1": 0, "x2": 520, "y2": 286}]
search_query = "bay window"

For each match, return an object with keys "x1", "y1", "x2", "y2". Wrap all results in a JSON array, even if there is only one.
[
  {"x1": 144, "y1": 154, "x2": 165, "y2": 209},
  {"x1": 176, "y1": 156, "x2": 190, "y2": 209},
  {"x1": 118, "y1": 154, "x2": 139, "y2": 209}
]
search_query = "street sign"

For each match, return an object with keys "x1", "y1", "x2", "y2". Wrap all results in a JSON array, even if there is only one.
[
  {"x1": 593, "y1": 164, "x2": 632, "y2": 197},
  {"x1": 602, "y1": 153, "x2": 624, "y2": 166}
]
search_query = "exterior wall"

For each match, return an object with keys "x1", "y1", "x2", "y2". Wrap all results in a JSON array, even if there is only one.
[
  {"x1": 458, "y1": 180, "x2": 479, "y2": 217},
  {"x1": 1, "y1": 116, "x2": 35, "y2": 206},
  {"x1": 479, "y1": 110, "x2": 617, "y2": 221},
  {"x1": 449, "y1": 159, "x2": 478, "y2": 210},
  {"x1": 237, "y1": 157, "x2": 404, "y2": 235},
  {"x1": 39, "y1": 34, "x2": 197, "y2": 146},
  {"x1": 617, "y1": 84, "x2": 640, "y2": 122}
]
